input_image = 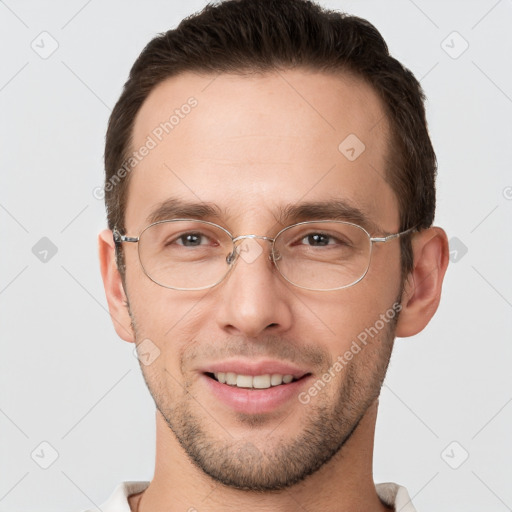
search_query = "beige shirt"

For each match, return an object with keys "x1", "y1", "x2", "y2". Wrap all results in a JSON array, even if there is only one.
[{"x1": 82, "y1": 481, "x2": 418, "y2": 511}]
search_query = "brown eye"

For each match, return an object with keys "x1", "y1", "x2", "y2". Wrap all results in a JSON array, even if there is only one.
[
  {"x1": 301, "y1": 233, "x2": 332, "y2": 246},
  {"x1": 175, "y1": 232, "x2": 208, "y2": 247}
]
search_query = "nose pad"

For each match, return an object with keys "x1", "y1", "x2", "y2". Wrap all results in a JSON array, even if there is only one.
[
  {"x1": 226, "y1": 249, "x2": 237, "y2": 266},
  {"x1": 226, "y1": 237, "x2": 277, "y2": 267}
]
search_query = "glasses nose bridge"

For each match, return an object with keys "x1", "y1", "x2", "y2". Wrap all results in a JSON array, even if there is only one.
[
  {"x1": 227, "y1": 234, "x2": 276, "y2": 266},
  {"x1": 232, "y1": 233, "x2": 275, "y2": 244}
]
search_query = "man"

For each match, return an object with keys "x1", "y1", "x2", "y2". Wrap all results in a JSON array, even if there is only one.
[{"x1": 95, "y1": 0, "x2": 449, "y2": 510}]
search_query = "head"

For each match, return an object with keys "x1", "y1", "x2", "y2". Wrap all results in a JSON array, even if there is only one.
[{"x1": 99, "y1": 0, "x2": 448, "y2": 492}]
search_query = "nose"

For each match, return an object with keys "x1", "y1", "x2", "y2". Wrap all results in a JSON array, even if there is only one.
[{"x1": 215, "y1": 238, "x2": 293, "y2": 338}]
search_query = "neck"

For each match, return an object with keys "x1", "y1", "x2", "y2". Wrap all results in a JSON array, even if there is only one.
[{"x1": 130, "y1": 400, "x2": 391, "y2": 512}]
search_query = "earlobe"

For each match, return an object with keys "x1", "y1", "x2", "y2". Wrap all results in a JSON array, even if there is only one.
[
  {"x1": 395, "y1": 227, "x2": 449, "y2": 338},
  {"x1": 98, "y1": 229, "x2": 135, "y2": 343}
]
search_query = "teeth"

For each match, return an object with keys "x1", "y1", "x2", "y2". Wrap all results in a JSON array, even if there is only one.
[
  {"x1": 236, "y1": 374, "x2": 253, "y2": 388},
  {"x1": 213, "y1": 372, "x2": 296, "y2": 389},
  {"x1": 270, "y1": 374, "x2": 283, "y2": 386},
  {"x1": 252, "y1": 375, "x2": 271, "y2": 389}
]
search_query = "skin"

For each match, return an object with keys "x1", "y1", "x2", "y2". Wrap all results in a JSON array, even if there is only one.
[{"x1": 99, "y1": 69, "x2": 449, "y2": 512}]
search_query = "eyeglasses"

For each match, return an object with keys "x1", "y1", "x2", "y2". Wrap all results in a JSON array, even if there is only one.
[{"x1": 113, "y1": 219, "x2": 415, "y2": 292}]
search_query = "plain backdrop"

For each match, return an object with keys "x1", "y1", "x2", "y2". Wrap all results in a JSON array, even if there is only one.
[{"x1": 1, "y1": 0, "x2": 511, "y2": 510}]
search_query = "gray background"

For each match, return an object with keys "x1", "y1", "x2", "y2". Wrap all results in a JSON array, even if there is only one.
[{"x1": 1, "y1": 0, "x2": 511, "y2": 510}]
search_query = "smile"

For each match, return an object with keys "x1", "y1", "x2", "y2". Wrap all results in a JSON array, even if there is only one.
[{"x1": 207, "y1": 372, "x2": 300, "y2": 389}]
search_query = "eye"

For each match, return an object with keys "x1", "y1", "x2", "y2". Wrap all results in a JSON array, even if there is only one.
[
  {"x1": 173, "y1": 232, "x2": 212, "y2": 247},
  {"x1": 299, "y1": 233, "x2": 344, "y2": 247}
]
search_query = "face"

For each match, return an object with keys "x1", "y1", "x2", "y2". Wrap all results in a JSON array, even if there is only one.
[{"x1": 122, "y1": 70, "x2": 403, "y2": 490}]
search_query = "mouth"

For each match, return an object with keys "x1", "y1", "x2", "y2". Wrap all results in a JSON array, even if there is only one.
[
  {"x1": 204, "y1": 371, "x2": 310, "y2": 389},
  {"x1": 199, "y1": 360, "x2": 313, "y2": 414}
]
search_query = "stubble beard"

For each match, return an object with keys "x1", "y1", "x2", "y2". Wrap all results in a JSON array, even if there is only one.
[{"x1": 130, "y1": 303, "x2": 398, "y2": 492}]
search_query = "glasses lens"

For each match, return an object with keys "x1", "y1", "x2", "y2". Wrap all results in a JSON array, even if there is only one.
[
  {"x1": 274, "y1": 221, "x2": 371, "y2": 290},
  {"x1": 138, "y1": 220, "x2": 233, "y2": 290}
]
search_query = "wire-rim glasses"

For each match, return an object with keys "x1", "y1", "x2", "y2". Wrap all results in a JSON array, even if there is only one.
[{"x1": 113, "y1": 219, "x2": 415, "y2": 292}]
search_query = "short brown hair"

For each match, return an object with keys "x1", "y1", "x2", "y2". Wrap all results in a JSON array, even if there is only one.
[{"x1": 105, "y1": 0, "x2": 437, "y2": 277}]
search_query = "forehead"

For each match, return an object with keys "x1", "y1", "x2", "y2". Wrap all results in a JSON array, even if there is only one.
[{"x1": 126, "y1": 69, "x2": 398, "y2": 233}]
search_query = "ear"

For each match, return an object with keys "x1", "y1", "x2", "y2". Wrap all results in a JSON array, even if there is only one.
[
  {"x1": 98, "y1": 229, "x2": 135, "y2": 343},
  {"x1": 395, "y1": 227, "x2": 449, "y2": 337}
]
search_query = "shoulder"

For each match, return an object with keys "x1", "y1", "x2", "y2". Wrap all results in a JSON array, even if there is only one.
[
  {"x1": 376, "y1": 482, "x2": 418, "y2": 512},
  {"x1": 78, "y1": 481, "x2": 150, "y2": 512}
]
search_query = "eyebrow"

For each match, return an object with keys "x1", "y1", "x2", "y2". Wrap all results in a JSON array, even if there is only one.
[
  {"x1": 145, "y1": 197, "x2": 382, "y2": 235},
  {"x1": 146, "y1": 198, "x2": 223, "y2": 225},
  {"x1": 277, "y1": 200, "x2": 382, "y2": 234}
]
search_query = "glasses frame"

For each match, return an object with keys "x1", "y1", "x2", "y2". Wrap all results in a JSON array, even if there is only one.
[{"x1": 113, "y1": 219, "x2": 416, "y2": 292}]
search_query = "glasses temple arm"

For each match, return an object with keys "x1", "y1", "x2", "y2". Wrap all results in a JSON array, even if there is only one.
[
  {"x1": 113, "y1": 228, "x2": 139, "y2": 244},
  {"x1": 370, "y1": 226, "x2": 417, "y2": 243}
]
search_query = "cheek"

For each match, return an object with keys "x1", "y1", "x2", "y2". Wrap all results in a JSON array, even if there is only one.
[
  {"x1": 129, "y1": 286, "x2": 208, "y2": 341},
  {"x1": 300, "y1": 262, "x2": 401, "y2": 355},
  {"x1": 301, "y1": 293, "x2": 377, "y2": 352},
  {"x1": 125, "y1": 262, "x2": 211, "y2": 375},
  {"x1": 123, "y1": 245, "x2": 198, "y2": 333}
]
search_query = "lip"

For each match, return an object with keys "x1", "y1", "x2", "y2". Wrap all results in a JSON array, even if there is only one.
[
  {"x1": 199, "y1": 359, "x2": 309, "y2": 379},
  {"x1": 199, "y1": 359, "x2": 312, "y2": 415}
]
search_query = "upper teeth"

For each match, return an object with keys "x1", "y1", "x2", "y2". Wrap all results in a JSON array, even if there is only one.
[{"x1": 214, "y1": 372, "x2": 294, "y2": 389}]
